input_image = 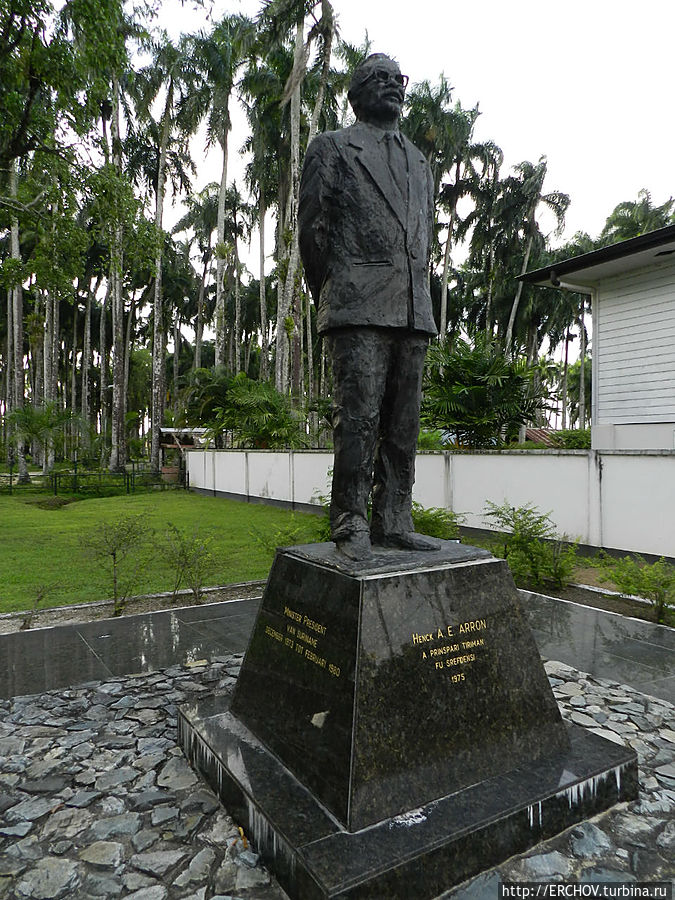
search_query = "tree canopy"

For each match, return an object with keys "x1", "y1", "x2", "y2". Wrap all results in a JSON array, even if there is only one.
[{"x1": 2, "y1": 1, "x2": 672, "y2": 466}]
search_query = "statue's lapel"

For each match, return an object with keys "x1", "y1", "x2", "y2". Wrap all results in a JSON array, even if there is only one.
[{"x1": 349, "y1": 126, "x2": 407, "y2": 229}]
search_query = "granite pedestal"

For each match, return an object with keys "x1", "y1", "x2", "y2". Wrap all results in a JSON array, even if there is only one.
[{"x1": 179, "y1": 542, "x2": 637, "y2": 898}]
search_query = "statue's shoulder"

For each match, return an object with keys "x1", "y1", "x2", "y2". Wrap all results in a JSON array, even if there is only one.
[{"x1": 308, "y1": 126, "x2": 352, "y2": 151}]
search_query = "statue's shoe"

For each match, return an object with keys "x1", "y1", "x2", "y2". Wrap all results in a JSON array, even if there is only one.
[
  {"x1": 371, "y1": 531, "x2": 441, "y2": 551},
  {"x1": 335, "y1": 532, "x2": 372, "y2": 561}
]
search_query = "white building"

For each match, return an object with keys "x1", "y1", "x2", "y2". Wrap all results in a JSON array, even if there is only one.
[{"x1": 521, "y1": 225, "x2": 675, "y2": 451}]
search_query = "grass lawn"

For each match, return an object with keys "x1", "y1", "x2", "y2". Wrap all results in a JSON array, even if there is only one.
[{"x1": 0, "y1": 491, "x2": 323, "y2": 614}]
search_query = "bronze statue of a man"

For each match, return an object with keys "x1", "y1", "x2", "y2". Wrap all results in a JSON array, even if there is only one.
[{"x1": 299, "y1": 53, "x2": 440, "y2": 561}]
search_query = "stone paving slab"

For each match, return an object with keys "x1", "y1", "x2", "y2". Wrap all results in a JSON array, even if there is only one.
[{"x1": 0, "y1": 656, "x2": 673, "y2": 899}]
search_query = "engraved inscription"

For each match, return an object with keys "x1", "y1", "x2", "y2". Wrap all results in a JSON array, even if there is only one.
[
  {"x1": 413, "y1": 619, "x2": 488, "y2": 682},
  {"x1": 266, "y1": 606, "x2": 341, "y2": 677}
]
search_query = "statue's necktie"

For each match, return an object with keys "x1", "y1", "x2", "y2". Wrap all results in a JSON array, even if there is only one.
[{"x1": 384, "y1": 132, "x2": 407, "y2": 203}]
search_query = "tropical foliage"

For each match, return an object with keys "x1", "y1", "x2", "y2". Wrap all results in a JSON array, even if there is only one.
[
  {"x1": 422, "y1": 336, "x2": 551, "y2": 448},
  {"x1": 2, "y1": 0, "x2": 673, "y2": 467}
]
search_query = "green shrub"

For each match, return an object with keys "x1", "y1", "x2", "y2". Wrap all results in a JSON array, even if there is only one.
[
  {"x1": 552, "y1": 429, "x2": 591, "y2": 450},
  {"x1": 504, "y1": 442, "x2": 551, "y2": 450},
  {"x1": 311, "y1": 487, "x2": 462, "y2": 546},
  {"x1": 411, "y1": 503, "x2": 463, "y2": 540},
  {"x1": 250, "y1": 514, "x2": 322, "y2": 560},
  {"x1": 483, "y1": 500, "x2": 577, "y2": 589},
  {"x1": 417, "y1": 429, "x2": 447, "y2": 451},
  {"x1": 164, "y1": 523, "x2": 215, "y2": 604},
  {"x1": 600, "y1": 555, "x2": 675, "y2": 624},
  {"x1": 84, "y1": 515, "x2": 150, "y2": 615}
]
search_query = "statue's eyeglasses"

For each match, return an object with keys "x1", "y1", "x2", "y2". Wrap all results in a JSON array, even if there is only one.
[{"x1": 366, "y1": 68, "x2": 409, "y2": 89}]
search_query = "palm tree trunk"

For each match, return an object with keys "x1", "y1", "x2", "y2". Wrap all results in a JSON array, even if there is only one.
[
  {"x1": 439, "y1": 226, "x2": 453, "y2": 338},
  {"x1": 578, "y1": 300, "x2": 586, "y2": 428},
  {"x1": 123, "y1": 295, "x2": 135, "y2": 461},
  {"x1": 561, "y1": 327, "x2": 570, "y2": 430},
  {"x1": 276, "y1": 17, "x2": 304, "y2": 394},
  {"x1": 194, "y1": 250, "x2": 209, "y2": 371},
  {"x1": 9, "y1": 162, "x2": 29, "y2": 481},
  {"x1": 306, "y1": 284, "x2": 314, "y2": 406},
  {"x1": 32, "y1": 292, "x2": 43, "y2": 408},
  {"x1": 294, "y1": 289, "x2": 304, "y2": 400},
  {"x1": 234, "y1": 225, "x2": 241, "y2": 375},
  {"x1": 258, "y1": 187, "x2": 268, "y2": 381},
  {"x1": 70, "y1": 305, "x2": 78, "y2": 454},
  {"x1": 4, "y1": 288, "x2": 12, "y2": 461},
  {"x1": 485, "y1": 245, "x2": 495, "y2": 337},
  {"x1": 214, "y1": 111, "x2": 230, "y2": 369},
  {"x1": 108, "y1": 229, "x2": 125, "y2": 471},
  {"x1": 518, "y1": 325, "x2": 539, "y2": 443},
  {"x1": 439, "y1": 161, "x2": 460, "y2": 337},
  {"x1": 45, "y1": 291, "x2": 58, "y2": 472},
  {"x1": 505, "y1": 233, "x2": 533, "y2": 355},
  {"x1": 99, "y1": 283, "x2": 109, "y2": 464},
  {"x1": 307, "y1": 1, "x2": 334, "y2": 145},
  {"x1": 244, "y1": 330, "x2": 252, "y2": 375},
  {"x1": 150, "y1": 83, "x2": 173, "y2": 472},
  {"x1": 109, "y1": 76, "x2": 126, "y2": 473},
  {"x1": 82, "y1": 273, "x2": 100, "y2": 429},
  {"x1": 173, "y1": 315, "x2": 180, "y2": 410}
]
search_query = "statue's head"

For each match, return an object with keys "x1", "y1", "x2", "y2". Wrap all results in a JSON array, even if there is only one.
[{"x1": 348, "y1": 53, "x2": 408, "y2": 124}]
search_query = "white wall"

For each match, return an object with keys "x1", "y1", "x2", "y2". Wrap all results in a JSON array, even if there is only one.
[
  {"x1": 187, "y1": 449, "x2": 675, "y2": 559},
  {"x1": 593, "y1": 256, "x2": 675, "y2": 449}
]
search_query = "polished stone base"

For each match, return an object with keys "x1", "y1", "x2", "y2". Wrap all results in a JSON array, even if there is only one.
[
  {"x1": 179, "y1": 696, "x2": 638, "y2": 900},
  {"x1": 230, "y1": 542, "x2": 569, "y2": 830},
  {"x1": 180, "y1": 543, "x2": 638, "y2": 897}
]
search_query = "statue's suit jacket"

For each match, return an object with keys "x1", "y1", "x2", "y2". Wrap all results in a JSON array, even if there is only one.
[{"x1": 298, "y1": 120, "x2": 437, "y2": 337}]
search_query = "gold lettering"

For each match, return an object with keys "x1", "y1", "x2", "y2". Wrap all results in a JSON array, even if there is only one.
[
  {"x1": 429, "y1": 643, "x2": 460, "y2": 657},
  {"x1": 459, "y1": 619, "x2": 487, "y2": 634},
  {"x1": 296, "y1": 629, "x2": 318, "y2": 649},
  {"x1": 461, "y1": 638, "x2": 485, "y2": 650},
  {"x1": 265, "y1": 624, "x2": 284, "y2": 643},
  {"x1": 444, "y1": 653, "x2": 476, "y2": 667},
  {"x1": 411, "y1": 632, "x2": 434, "y2": 645},
  {"x1": 284, "y1": 606, "x2": 302, "y2": 623},
  {"x1": 304, "y1": 648, "x2": 327, "y2": 668},
  {"x1": 302, "y1": 615, "x2": 327, "y2": 636}
]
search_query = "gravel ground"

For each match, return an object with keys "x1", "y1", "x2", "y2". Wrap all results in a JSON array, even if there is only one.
[{"x1": 0, "y1": 657, "x2": 673, "y2": 899}]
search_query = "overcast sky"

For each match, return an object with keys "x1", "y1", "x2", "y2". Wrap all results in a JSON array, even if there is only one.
[{"x1": 162, "y1": 0, "x2": 674, "y2": 248}]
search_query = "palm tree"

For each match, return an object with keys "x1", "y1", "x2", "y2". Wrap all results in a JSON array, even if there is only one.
[
  {"x1": 133, "y1": 32, "x2": 203, "y2": 471},
  {"x1": 7, "y1": 402, "x2": 77, "y2": 475},
  {"x1": 240, "y1": 42, "x2": 294, "y2": 383},
  {"x1": 455, "y1": 146, "x2": 505, "y2": 335},
  {"x1": 435, "y1": 127, "x2": 501, "y2": 338},
  {"x1": 5, "y1": 160, "x2": 30, "y2": 481},
  {"x1": 402, "y1": 76, "x2": 456, "y2": 202},
  {"x1": 173, "y1": 184, "x2": 219, "y2": 370},
  {"x1": 504, "y1": 157, "x2": 569, "y2": 355},
  {"x1": 221, "y1": 184, "x2": 253, "y2": 375},
  {"x1": 258, "y1": 0, "x2": 336, "y2": 394},
  {"x1": 242, "y1": 99, "x2": 276, "y2": 383},
  {"x1": 599, "y1": 189, "x2": 674, "y2": 245},
  {"x1": 187, "y1": 14, "x2": 254, "y2": 370},
  {"x1": 422, "y1": 334, "x2": 549, "y2": 449}
]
